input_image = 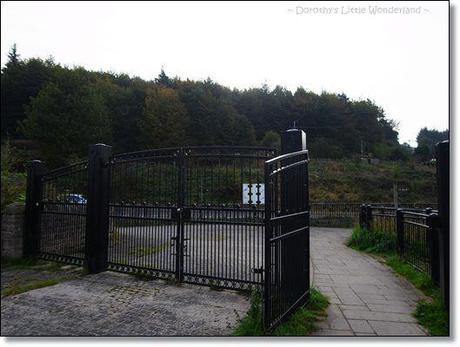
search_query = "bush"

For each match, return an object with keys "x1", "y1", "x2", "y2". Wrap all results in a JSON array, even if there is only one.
[
  {"x1": 232, "y1": 288, "x2": 329, "y2": 336},
  {"x1": 347, "y1": 225, "x2": 396, "y2": 253},
  {"x1": 1, "y1": 142, "x2": 27, "y2": 213}
]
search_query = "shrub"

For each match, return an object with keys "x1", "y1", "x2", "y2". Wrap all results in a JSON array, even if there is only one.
[
  {"x1": 1, "y1": 142, "x2": 27, "y2": 213},
  {"x1": 347, "y1": 225, "x2": 396, "y2": 253}
]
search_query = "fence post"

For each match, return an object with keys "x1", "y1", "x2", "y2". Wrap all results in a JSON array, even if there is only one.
[
  {"x1": 85, "y1": 144, "x2": 112, "y2": 273},
  {"x1": 436, "y1": 140, "x2": 449, "y2": 312},
  {"x1": 426, "y1": 213, "x2": 440, "y2": 285},
  {"x1": 365, "y1": 205, "x2": 372, "y2": 231},
  {"x1": 24, "y1": 160, "x2": 46, "y2": 258},
  {"x1": 396, "y1": 208, "x2": 404, "y2": 256},
  {"x1": 359, "y1": 204, "x2": 366, "y2": 229}
]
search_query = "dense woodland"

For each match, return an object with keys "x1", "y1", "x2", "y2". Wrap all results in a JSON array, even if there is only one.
[{"x1": 0, "y1": 46, "x2": 448, "y2": 209}]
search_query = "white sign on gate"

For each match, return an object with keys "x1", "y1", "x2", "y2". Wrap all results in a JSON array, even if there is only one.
[{"x1": 242, "y1": 183, "x2": 265, "y2": 205}]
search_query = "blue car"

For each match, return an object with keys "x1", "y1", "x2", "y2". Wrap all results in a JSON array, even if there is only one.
[{"x1": 66, "y1": 194, "x2": 87, "y2": 204}]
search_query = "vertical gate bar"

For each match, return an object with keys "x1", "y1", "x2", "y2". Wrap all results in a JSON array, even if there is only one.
[
  {"x1": 24, "y1": 160, "x2": 46, "y2": 258},
  {"x1": 85, "y1": 144, "x2": 112, "y2": 274},
  {"x1": 263, "y1": 162, "x2": 272, "y2": 329},
  {"x1": 175, "y1": 148, "x2": 185, "y2": 282}
]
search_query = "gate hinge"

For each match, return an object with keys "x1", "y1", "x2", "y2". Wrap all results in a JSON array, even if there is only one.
[{"x1": 252, "y1": 267, "x2": 264, "y2": 274}]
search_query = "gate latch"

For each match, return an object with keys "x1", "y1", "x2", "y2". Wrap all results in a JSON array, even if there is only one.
[{"x1": 253, "y1": 267, "x2": 264, "y2": 274}]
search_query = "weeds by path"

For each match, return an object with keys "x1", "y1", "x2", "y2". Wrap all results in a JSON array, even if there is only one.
[
  {"x1": 232, "y1": 288, "x2": 329, "y2": 336},
  {"x1": 1, "y1": 257, "x2": 84, "y2": 297},
  {"x1": 347, "y1": 225, "x2": 448, "y2": 336}
]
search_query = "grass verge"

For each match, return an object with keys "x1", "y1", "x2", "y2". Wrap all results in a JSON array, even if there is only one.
[
  {"x1": 1, "y1": 277, "x2": 68, "y2": 297},
  {"x1": 232, "y1": 288, "x2": 329, "y2": 336},
  {"x1": 1, "y1": 257, "x2": 42, "y2": 271},
  {"x1": 346, "y1": 225, "x2": 449, "y2": 336}
]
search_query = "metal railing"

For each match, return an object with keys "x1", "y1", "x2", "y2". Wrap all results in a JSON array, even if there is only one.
[
  {"x1": 310, "y1": 202, "x2": 436, "y2": 228},
  {"x1": 359, "y1": 204, "x2": 440, "y2": 284}
]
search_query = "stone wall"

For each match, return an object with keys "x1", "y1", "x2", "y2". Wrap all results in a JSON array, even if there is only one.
[{"x1": 1, "y1": 203, "x2": 25, "y2": 258}]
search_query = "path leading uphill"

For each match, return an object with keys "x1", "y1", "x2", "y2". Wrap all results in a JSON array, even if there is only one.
[{"x1": 310, "y1": 228, "x2": 428, "y2": 336}]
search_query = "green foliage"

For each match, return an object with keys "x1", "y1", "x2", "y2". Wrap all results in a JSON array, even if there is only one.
[
  {"x1": 373, "y1": 143, "x2": 411, "y2": 161},
  {"x1": 2, "y1": 278, "x2": 62, "y2": 297},
  {"x1": 129, "y1": 243, "x2": 170, "y2": 256},
  {"x1": 1, "y1": 257, "x2": 40, "y2": 271},
  {"x1": 260, "y1": 130, "x2": 281, "y2": 151},
  {"x1": 385, "y1": 255, "x2": 434, "y2": 294},
  {"x1": 415, "y1": 294, "x2": 449, "y2": 336},
  {"x1": 309, "y1": 159, "x2": 436, "y2": 203},
  {"x1": 383, "y1": 256, "x2": 448, "y2": 336},
  {"x1": 232, "y1": 291, "x2": 264, "y2": 336},
  {"x1": 347, "y1": 225, "x2": 396, "y2": 253},
  {"x1": 1, "y1": 141, "x2": 27, "y2": 212},
  {"x1": 346, "y1": 229, "x2": 449, "y2": 336},
  {"x1": 139, "y1": 86, "x2": 189, "y2": 148},
  {"x1": 2, "y1": 46, "x2": 404, "y2": 167},
  {"x1": 20, "y1": 69, "x2": 112, "y2": 167},
  {"x1": 232, "y1": 288, "x2": 329, "y2": 336},
  {"x1": 414, "y1": 127, "x2": 449, "y2": 161}
]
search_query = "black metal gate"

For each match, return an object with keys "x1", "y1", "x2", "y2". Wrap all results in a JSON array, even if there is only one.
[
  {"x1": 26, "y1": 161, "x2": 88, "y2": 265},
  {"x1": 264, "y1": 149, "x2": 310, "y2": 330},
  {"x1": 105, "y1": 146, "x2": 273, "y2": 290},
  {"x1": 24, "y1": 128, "x2": 311, "y2": 332}
]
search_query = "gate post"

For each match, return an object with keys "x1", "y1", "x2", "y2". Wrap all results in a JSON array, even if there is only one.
[
  {"x1": 280, "y1": 127, "x2": 308, "y2": 212},
  {"x1": 396, "y1": 208, "x2": 404, "y2": 256},
  {"x1": 365, "y1": 205, "x2": 372, "y2": 231},
  {"x1": 359, "y1": 204, "x2": 366, "y2": 229},
  {"x1": 85, "y1": 144, "x2": 112, "y2": 273},
  {"x1": 436, "y1": 140, "x2": 449, "y2": 312},
  {"x1": 175, "y1": 147, "x2": 186, "y2": 282},
  {"x1": 426, "y1": 213, "x2": 440, "y2": 285},
  {"x1": 280, "y1": 127, "x2": 309, "y2": 298},
  {"x1": 24, "y1": 160, "x2": 46, "y2": 258}
]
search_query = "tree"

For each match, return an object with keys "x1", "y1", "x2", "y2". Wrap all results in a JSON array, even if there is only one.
[
  {"x1": 260, "y1": 130, "x2": 281, "y2": 151},
  {"x1": 155, "y1": 69, "x2": 173, "y2": 87},
  {"x1": 20, "y1": 70, "x2": 112, "y2": 167},
  {"x1": 1, "y1": 47, "x2": 57, "y2": 138},
  {"x1": 139, "y1": 86, "x2": 189, "y2": 148},
  {"x1": 7, "y1": 44, "x2": 20, "y2": 65},
  {"x1": 2, "y1": 51, "x2": 405, "y2": 163},
  {"x1": 415, "y1": 127, "x2": 449, "y2": 161}
]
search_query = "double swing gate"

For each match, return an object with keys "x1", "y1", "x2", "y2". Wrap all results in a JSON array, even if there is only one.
[
  {"x1": 106, "y1": 146, "x2": 271, "y2": 289},
  {"x1": 25, "y1": 137, "x2": 310, "y2": 330}
]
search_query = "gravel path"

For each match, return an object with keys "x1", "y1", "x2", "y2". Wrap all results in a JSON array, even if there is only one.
[{"x1": 1, "y1": 271, "x2": 249, "y2": 336}]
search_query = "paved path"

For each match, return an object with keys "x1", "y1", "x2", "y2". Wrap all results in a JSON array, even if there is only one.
[
  {"x1": 1, "y1": 271, "x2": 249, "y2": 336},
  {"x1": 310, "y1": 228, "x2": 428, "y2": 336}
]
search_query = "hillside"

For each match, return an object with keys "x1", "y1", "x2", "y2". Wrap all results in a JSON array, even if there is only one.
[{"x1": 309, "y1": 159, "x2": 437, "y2": 203}]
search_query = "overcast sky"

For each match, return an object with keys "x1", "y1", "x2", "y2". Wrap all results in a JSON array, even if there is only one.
[{"x1": 1, "y1": 1, "x2": 449, "y2": 145}]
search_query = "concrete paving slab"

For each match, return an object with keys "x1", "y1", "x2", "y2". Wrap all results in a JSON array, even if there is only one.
[{"x1": 311, "y1": 227, "x2": 428, "y2": 337}]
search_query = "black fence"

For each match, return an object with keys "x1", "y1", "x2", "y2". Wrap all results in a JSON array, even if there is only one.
[
  {"x1": 311, "y1": 202, "x2": 436, "y2": 228},
  {"x1": 359, "y1": 205, "x2": 439, "y2": 283},
  {"x1": 358, "y1": 140, "x2": 449, "y2": 315}
]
